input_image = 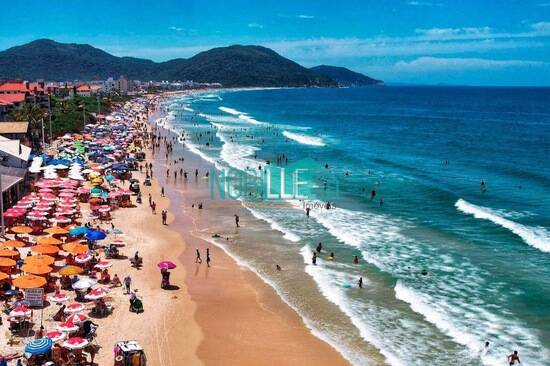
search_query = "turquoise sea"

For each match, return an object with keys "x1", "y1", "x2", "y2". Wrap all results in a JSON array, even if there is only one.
[{"x1": 158, "y1": 86, "x2": 550, "y2": 366}]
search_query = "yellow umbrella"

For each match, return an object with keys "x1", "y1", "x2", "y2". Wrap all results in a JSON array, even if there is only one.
[
  {"x1": 44, "y1": 226, "x2": 69, "y2": 235},
  {"x1": 31, "y1": 245, "x2": 59, "y2": 255},
  {"x1": 0, "y1": 249, "x2": 19, "y2": 257},
  {"x1": 58, "y1": 265, "x2": 83, "y2": 276},
  {"x1": 0, "y1": 257, "x2": 16, "y2": 267},
  {"x1": 62, "y1": 242, "x2": 88, "y2": 255},
  {"x1": 10, "y1": 226, "x2": 33, "y2": 234},
  {"x1": 12, "y1": 274, "x2": 47, "y2": 289},
  {"x1": 1, "y1": 240, "x2": 25, "y2": 248},
  {"x1": 21, "y1": 263, "x2": 52, "y2": 275},
  {"x1": 25, "y1": 255, "x2": 55, "y2": 266},
  {"x1": 37, "y1": 236, "x2": 62, "y2": 246}
]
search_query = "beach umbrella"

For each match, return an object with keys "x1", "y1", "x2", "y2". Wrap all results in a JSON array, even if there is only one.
[
  {"x1": 63, "y1": 337, "x2": 89, "y2": 350},
  {"x1": 66, "y1": 312, "x2": 87, "y2": 324},
  {"x1": 32, "y1": 245, "x2": 59, "y2": 255},
  {"x1": 74, "y1": 253, "x2": 93, "y2": 264},
  {"x1": 9, "y1": 305, "x2": 31, "y2": 317},
  {"x1": 72, "y1": 278, "x2": 96, "y2": 290},
  {"x1": 105, "y1": 174, "x2": 114, "y2": 182},
  {"x1": 55, "y1": 216, "x2": 72, "y2": 224},
  {"x1": 110, "y1": 239, "x2": 126, "y2": 247},
  {"x1": 46, "y1": 331, "x2": 66, "y2": 343},
  {"x1": 21, "y1": 263, "x2": 52, "y2": 275},
  {"x1": 1, "y1": 240, "x2": 25, "y2": 248},
  {"x1": 85, "y1": 230, "x2": 106, "y2": 241},
  {"x1": 157, "y1": 260, "x2": 177, "y2": 270},
  {"x1": 48, "y1": 293, "x2": 69, "y2": 303},
  {"x1": 64, "y1": 303, "x2": 85, "y2": 314},
  {"x1": 94, "y1": 260, "x2": 112, "y2": 270},
  {"x1": 98, "y1": 206, "x2": 110, "y2": 213},
  {"x1": 84, "y1": 287, "x2": 109, "y2": 301},
  {"x1": 69, "y1": 226, "x2": 88, "y2": 236},
  {"x1": 44, "y1": 226, "x2": 69, "y2": 235},
  {"x1": 25, "y1": 338, "x2": 53, "y2": 356},
  {"x1": 13, "y1": 275, "x2": 46, "y2": 289},
  {"x1": 38, "y1": 236, "x2": 63, "y2": 246},
  {"x1": 0, "y1": 249, "x2": 19, "y2": 257},
  {"x1": 62, "y1": 242, "x2": 88, "y2": 255},
  {"x1": 3, "y1": 210, "x2": 26, "y2": 218},
  {"x1": 57, "y1": 321, "x2": 79, "y2": 333},
  {"x1": 0, "y1": 272, "x2": 8, "y2": 281},
  {"x1": 0, "y1": 257, "x2": 16, "y2": 267},
  {"x1": 58, "y1": 265, "x2": 84, "y2": 276},
  {"x1": 25, "y1": 255, "x2": 55, "y2": 266},
  {"x1": 10, "y1": 226, "x2": 32, "y2": 234}
]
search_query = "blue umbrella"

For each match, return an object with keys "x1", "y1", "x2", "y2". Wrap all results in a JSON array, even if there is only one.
[
  {"x1": 86, "y1": 230, "x2": 107, "y2": 241},
  {"x1": 105, "y1": 174, "x2": 115, "y2": 182},
  {"x1": 25, "y1": 338, "x2": 52, "y2": 356},
  {"x1": 69, "y1": 227, "x2": 88, "y2": 236}
]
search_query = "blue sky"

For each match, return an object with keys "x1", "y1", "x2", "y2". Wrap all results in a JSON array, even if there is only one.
[{"x1": 1, "y1": 0, "x2": 550, "y2": 85}]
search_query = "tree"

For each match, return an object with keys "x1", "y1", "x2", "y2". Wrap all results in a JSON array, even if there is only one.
[{"x1": 9, "y1": 103, "x2": 46, "y2": 149}]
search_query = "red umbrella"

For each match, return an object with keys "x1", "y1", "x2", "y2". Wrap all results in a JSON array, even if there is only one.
[
  {"x1": 48, "y1": 293, "x2": 69, "y2": 303},
  {"x1": 57, "y1": 321, "x2": 79, "y2": 333},
  {"x1": 64, "y1": 303, "x2": 85, "y2": 314},
  {"x1": 66, "y1": 312, "x2": 87, "y2": 324},
  {"x1": 84, "y1": 287, "x2": 109, "y2": 300},
  {"x1": 46, "y1": 330, "x2": 66, "y2": 342},
  {"x1": 63, "y1": 337, "x2": 89, "y2": 350}
]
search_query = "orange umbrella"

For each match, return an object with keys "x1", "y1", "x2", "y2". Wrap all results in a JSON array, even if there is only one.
[
  {"x1": 0, "y1": 257, "x2": 16, "y2": 267},
  {"x1": 25, "y1": 255, "x2": 55, "y2": 266},
  {"x1": 37, "y1": 236, "x2": 62, "y2": 246},
  {"x1": 31, "y1": 245, "x2": 59, "y2": 255},
  {"x1": 62, "y1": 242, "x2": 88, "y2": 255},
  {"x1": 58, "y1": 265, "x2": 83, "y2": 276},
  {"x1": 0, "y1": 272, "x2": 8, "y2": 281},
  {"x1": 10, "y1": 226, "x2": 33, "y2": 234},
  {"x1": 21, "y1": 263, "x2": 52, "y2": 275},
  {"x1": 0, "y1": 249, "x2": 19, "y2": 257},
  {"x1": 1, "y1": 240, "x2": 25, "y2": 248},
  {"x1": 12, "y1": 274, "x2": 47, "y2": 289},
  {"x1": 44, "y1": 226, "x2": 69, "y2": 235}
]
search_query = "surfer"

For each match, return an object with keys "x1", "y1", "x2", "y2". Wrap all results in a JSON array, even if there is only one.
[
  {"x1": 358, "y1": 277, "x2": 363, "y2": 288},
  {"x1": 507, "y1": 350, "x2": 520, "y2": 365}
]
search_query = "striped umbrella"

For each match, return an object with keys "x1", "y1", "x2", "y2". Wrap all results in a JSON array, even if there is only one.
[
  {"x1": 46, "y1": 331, "x2": 66, "y2": 343},
  {"x1": 63, "y1": 337, "x2": 89, "y2": 350},
  {"x1": 24, "y1": 338, "x2": 53, "y2": 355}
]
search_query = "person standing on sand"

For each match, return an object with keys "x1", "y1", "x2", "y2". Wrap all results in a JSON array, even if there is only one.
[
  {"x1": 123, "y1": 275, "x2": 132, "y2": 294},
  {"x1": 195, "y1": 249, "x2": 202, "y2": 263},
  {"x1": 151, "y1": 201, "x2": 156, "y2": 214},
  {"x1": 161, "y1": 210, "x2": 167, "y2": 225},
  {"x1": 234, "y1": 214, "x2": 240, "y2": 227},
  {"x1": 206, "y1": 248, "x2": 211, "y2": 267},
  {"x1": 161, "y1": 187, "x2": 165, "y2": 197}
]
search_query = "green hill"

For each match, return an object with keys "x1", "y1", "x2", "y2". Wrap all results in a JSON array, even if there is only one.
[
  {"x1": 0, "y1": 39, "x2": 336, "y2": 87},
  {"x1": 310, "y1": 65, "x2": 383, "y2": 86}
]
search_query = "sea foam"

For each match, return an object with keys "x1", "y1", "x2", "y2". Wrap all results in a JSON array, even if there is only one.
[
  {"x1": 455, "y1": 198, "x2": 550, "y2": 253},
  {"x1": 283, "y1": 130, "x2": 326, "y2": 146}
]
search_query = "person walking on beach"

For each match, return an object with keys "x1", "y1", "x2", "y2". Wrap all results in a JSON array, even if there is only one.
[
  {"x1": 195, "y1": 249, "x2": 202, "y2": 263},
  {"x1": 161, "y1": 187, "x2": 165, "y2": 197},
  {"x1": 151, "y1": 201, "x2": 156, "y2": 214},
  {"x1": 161, "y1": 210, "x2": 167, "y2": 225},
  {"x1": 123, "y1": 275, "x2": 132, "y2": 294},
  {"x1": 206, "y1": 248, "x2": 211, "y2": 267},
  {"x1": 148, "y1": 193, "x2": 152, "y2": 206},
  {"x1": 508, "y1": 350, "x2": 521, "y2": 365},
  {"x1": 234, "y1": 214, "x2": 240, "y2": 227}
]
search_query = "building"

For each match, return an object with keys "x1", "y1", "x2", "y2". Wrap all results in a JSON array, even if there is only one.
[
  {"x1": 116, "y1": 76, "x2": 129, "y2": 95},
  {"x1": 76, "y1": 85, "x2": 93, "y2": 97},
  {"x1": 0, "y1": 121, "x2": 29, "y2": 142},
  {"x1": 0, "y1": 136, "x2": 31, "y2": 210}
]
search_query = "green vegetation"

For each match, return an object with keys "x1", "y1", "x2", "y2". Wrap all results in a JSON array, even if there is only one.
[
  {"x1": 310, "y1": 65, "x2": 383, "y2": 87},
  {"x1": 0, "y1": 39, "x2": 339, "y2": 87}
]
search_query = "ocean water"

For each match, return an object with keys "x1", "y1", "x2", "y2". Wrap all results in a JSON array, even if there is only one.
[{"x1": 159, "y1": 87, "x2": 550, "y2": 365}]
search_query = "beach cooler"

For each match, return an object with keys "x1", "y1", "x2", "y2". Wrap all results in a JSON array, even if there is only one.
[{"x1": 114, "y1": 340, "x2": 147, "y2": 366}]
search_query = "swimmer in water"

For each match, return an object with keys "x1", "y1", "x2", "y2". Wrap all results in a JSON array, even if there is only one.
[
  {"x1": 329, "y1": 252, "x2": 335, "y2": 260},
  {"x1": 358, "y1": 277, "x2": 363, "y2": 288},
  {"x1": 353, "y1": 255, "x2": 359, "y2": 264},
  {"x1": 316, "y1": 242, "x2": 323, "y2": 254}
]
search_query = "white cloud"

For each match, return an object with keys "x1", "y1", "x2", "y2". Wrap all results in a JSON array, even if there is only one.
[
  {"x1": 394, "y1": 57, "x2": 546, "y2": 72},
  {"x1": 248, "y1": 23, "x2": 264, "y2": 29},
  {"x1": 415, "y1": 26, "x2": 492, "y2": 38},
  {"x1": 168, "y1": 26, "x2": 183, "y2": 32},
  {"x1": 298, "y1": 15, "x2": 315, "y2": 19},
  {"x1": 408, "y1": 1, "x2": 443, "y2": 6},
  {"x1": 531, "y1": 21, "x2": 550, "y2": 33}
]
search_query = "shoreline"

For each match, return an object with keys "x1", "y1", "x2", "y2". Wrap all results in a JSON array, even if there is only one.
[{"x1": 148, "y1": 108, "x2": 352, "y2": 365}]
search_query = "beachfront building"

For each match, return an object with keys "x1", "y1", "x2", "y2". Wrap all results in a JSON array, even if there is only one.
[
  {"x1": 0, "y1": 136, "x2": 31, "y2": 210},
  {"x1": 116, "y1": 76, "x2": 129, "y2": 95}
]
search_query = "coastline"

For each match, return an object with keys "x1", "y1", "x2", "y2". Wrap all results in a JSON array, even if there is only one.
[{"x1": 146, "y1": 108, "x2": 353, "y2": 365}]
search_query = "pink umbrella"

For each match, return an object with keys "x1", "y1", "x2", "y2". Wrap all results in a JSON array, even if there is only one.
[
  {"x1": 48, "y1": 293, "x2": 69, "y2": 303},
  {"x1": 75, "y1": 254, "x2": 92, "y2": 264},
  {"x1": 57, "y1": 321, "x2": 79, "y2": 333},
  {"x1": 66, "y1": 312, "x2": 87, "y2": 324},
  {"x1": 64, "y1": 303, "x2": 85, "y2": 314},
  {"x1": 39, "y1": 188, "x2": 54, "y2": 193},
  {"x1": 55, "y1": 216, "x2": 71, "y2": 224},
  {"x1": 9, "y1": 305, "x2": 31, "y2": 318},
  {"x1": 59, "y1": 192, "x2": 75, "y2": 198},
  {"x1": 46, "y1": 331, "x2": 66, "y2": 342},
  {"x1": 28, "y1": 215, "x2": 47, "y2": 221},
  {"x1": 157, "y1": 260, "x2": 177, "y2": 270},
  {"x1": 98, "y1": 206, "x2": 110, "y2": 213},
  {"x1": 3, "y1": 210, "x2": 25, "y2": 218},
  {"x1": 84, "y1": 287, "x2": 109, "y2": 300},
  {"x1": 94, "y1": 261, "x2": 112, "y2": 269},
  {"x1": 63, "y1": 337, "x2": 89, "y2": 350}
]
